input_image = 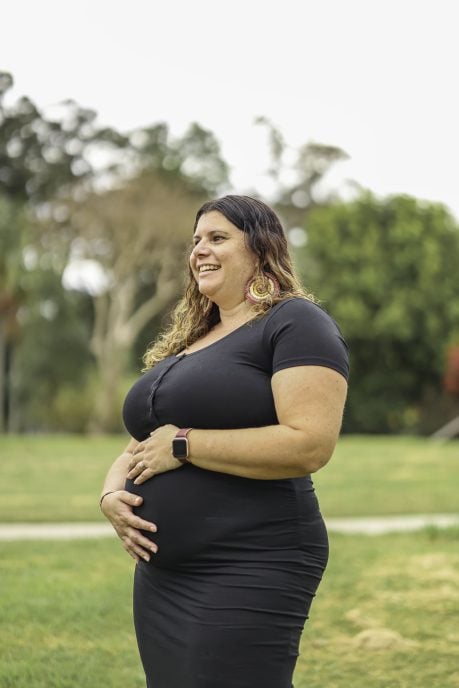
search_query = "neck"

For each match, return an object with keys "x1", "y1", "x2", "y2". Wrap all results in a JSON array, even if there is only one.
[{"x1": 217, "y1": 300, "x2": 255, "y2": 330}]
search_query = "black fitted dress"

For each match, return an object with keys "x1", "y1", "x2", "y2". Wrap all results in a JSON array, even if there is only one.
[{"x1": 122, "y1": 298, "x2": 349, "y2": 688}]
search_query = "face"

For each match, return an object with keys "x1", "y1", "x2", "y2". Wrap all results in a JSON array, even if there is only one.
[{"x1": 190, "y1": 211, "x2": 258, "y2": 308}]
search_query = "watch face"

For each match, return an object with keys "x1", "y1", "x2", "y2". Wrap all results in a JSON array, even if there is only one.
[{"x1": 172, "y1": 437, "x2": 188, "y2": 459}]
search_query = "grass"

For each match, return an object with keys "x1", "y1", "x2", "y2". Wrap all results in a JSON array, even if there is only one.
[
  {"x1": 0, "y1": 434, "x2": 458, "y2": 522},
  {"x1": 314, "y1": 435, "x2": 459, "y2": 518},
  {"x1": 1, "y1": 529, "x2": 459, "y2": 687}
]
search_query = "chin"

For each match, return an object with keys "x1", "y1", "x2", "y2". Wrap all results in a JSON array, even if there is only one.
[{"x1": 198, "y1": 281, "x2": 219, "y2": 299}]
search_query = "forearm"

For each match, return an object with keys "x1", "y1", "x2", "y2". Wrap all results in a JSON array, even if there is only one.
[
  {"x1": 188, "y1": 424, "x2": 335, "y2": 480},
  {"x1": 100, "y1": 450, "x2": 134, "y2": 498}
]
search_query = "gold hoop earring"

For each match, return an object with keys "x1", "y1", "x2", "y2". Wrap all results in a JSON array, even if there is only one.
[{"x1": 244, "y1": 272, "x2": 280, "y2": 305}]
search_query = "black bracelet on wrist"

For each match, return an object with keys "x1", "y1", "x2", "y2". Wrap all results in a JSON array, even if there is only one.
[{"x1": 99, "y1": 491, "x2": 117, "y2": 508}]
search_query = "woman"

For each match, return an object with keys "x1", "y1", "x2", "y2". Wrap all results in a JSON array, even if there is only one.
[{"x1": 100, "y1": 195, "x2": 349, "y2": 688}]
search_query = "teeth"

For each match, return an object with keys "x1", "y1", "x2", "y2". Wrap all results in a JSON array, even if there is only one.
[{"x1": 199, "y1": 265, "x2": 220, "y2": 273}]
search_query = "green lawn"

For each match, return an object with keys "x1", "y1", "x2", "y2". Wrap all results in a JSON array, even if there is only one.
[
  {"x1": 1, "y1": 529, "x2": 458, "y2": 687},
  {"x1": 0, "y1": 434, "x2": 458, "y2": 522}
]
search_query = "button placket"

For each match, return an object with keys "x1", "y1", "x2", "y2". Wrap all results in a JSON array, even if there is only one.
[{"x1": 147, "y1": 355, "x2": 185, "y2": 424}]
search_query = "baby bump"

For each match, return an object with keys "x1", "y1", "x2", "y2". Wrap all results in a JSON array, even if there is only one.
[
  {"x1": 125, "y1": 465, "x2": 305, "y2": 569},
  {"x1": 125, "y1": 465, "x2": 233, "y2": 567}
]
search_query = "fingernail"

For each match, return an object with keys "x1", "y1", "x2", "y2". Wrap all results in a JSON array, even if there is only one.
[
  {"x1": 150, "y1": 525, "x2": 157, "y2": 532},
  {"x1": 136, "y1": 498, "x2": 141, "y2": 504},
  {"x1": 143, "y1": 553, "x2": 150, "y2": 562}
]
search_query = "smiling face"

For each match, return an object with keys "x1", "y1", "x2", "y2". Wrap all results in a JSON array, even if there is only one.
[{"x1": 190, "y1": 211, "x2": 258, "y2": 309}]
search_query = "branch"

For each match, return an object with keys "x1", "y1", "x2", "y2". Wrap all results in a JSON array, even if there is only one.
[{"x1": 119, "y1": 275, "x2": 180, "y2": 347}]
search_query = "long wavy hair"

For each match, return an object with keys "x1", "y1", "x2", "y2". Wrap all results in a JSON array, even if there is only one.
[{"x1": 143, "y1": 195, "x2": 315, "y2": 369}]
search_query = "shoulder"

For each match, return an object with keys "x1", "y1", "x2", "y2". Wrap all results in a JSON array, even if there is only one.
[
  {"x1": 264, "y1": 297, "x2": 342, "y2": 331},
  {"x1": 262, "y1": 297, "x2": 350, "y2": 380}
]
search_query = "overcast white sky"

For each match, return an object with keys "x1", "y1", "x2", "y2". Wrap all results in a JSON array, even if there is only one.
[{"x1": 3, "y1": 0, "x2": 459, "y2": 218}]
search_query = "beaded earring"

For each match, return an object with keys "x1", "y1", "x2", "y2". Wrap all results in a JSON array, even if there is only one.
[{"x1": 244, "y1": 271, "x2": 280, "y2": 305}]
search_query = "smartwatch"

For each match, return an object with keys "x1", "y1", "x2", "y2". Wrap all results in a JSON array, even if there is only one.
[{"x1": 172, "y1": 428, "x2": 192, "y2": 463}]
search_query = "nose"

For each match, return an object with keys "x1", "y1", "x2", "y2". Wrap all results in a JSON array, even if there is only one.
[{"x1": 191, "y1": 239, "x2": 211, "y2": 259}]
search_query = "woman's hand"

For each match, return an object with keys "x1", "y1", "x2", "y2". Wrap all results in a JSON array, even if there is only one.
[
  {"x1": 126, "y1": 424, "x2": 183, "y2": 485},
  {"x1": 100, "y1": 490, "x2": 158, "y2": 563}
]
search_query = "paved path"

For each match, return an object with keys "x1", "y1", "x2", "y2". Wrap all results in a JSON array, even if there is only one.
[{"x1": 1, "y1": 513, "x2": 458, "y2": 541}]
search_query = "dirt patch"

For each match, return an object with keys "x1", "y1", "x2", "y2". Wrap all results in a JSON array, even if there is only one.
[{"x1": 351, "y1": 628, "x2": 418, "y2": 651}]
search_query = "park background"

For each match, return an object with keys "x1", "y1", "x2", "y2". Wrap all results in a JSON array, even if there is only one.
[{"x1": 1, "y1": 1, "x2": 459, "y2": 686}]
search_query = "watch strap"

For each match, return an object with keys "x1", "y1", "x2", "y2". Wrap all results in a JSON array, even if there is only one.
[{"x1": 175, "y1": 428, "x2": 192, "y2": 439}]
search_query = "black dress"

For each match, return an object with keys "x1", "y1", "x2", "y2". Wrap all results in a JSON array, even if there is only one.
[{"x1": 122, "y1": 298, "x2": 349, "y2": 688}]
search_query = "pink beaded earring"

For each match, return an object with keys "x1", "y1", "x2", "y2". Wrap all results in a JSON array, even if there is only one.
[{"x1": 244, "y1": 271, "x2": 280, "y2": 305}]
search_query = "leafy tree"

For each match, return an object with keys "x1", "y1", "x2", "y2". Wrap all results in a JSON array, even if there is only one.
[
  {"x1": 295, "y1": 193, "x2": 459, "y2": 433},
  {"x1": 0, "y1": 71, "x2": 128, "y2": 203},
  {"x1": 40, "y1": 119, "x2": 230, "y2": 432},
  {"x1": 0, "y1": 194, "x2": 28, "y2": 430},
  {"x1": 0, "y1": 71, "x2": 131, "y2": 431},
  {"x1": 255, "y1": 116, "x2": 348, "y2": 229},
  {"x1": 44, "y1": 169, "x2": 222, "y2": 432}
]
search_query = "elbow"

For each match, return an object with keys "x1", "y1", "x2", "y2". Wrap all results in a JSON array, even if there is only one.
[{"x1": 296, "y1": 434, "x2": 336, "y2": 475}]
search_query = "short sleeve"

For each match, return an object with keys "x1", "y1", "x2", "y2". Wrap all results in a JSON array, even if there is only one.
[{"x1": 263, "y1": 298, "x2": 350, "y2": 380}]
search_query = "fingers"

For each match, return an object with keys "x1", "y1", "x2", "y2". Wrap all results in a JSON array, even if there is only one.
[
  {"x1": 132, "y1": 516, "x2": 157, "y2": 533},
  {"x1": 121, "y1": 527, "x2": 158, "y2": 562},
  {"x1": 133, "y1": 467, "x2": 154, "y2": 485},
  {"x1": 126, "y1": 459, "x2": 147, "y2": 479},
  {"x1": 127, "y1": 454, "x2": 144, "y2": 473},
  {"x1": 120, "y1": 491, "x2": 143, "y2": 507},
  {"x1": 112, "y1": 493, "x2": 158, "y2": 532}
]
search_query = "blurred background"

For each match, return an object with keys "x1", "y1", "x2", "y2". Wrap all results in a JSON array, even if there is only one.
[
  {"x1": 2, "y1": 3, "x2": 459, "y2": 686},
  {"x1": 2, "y1": 0, "x2": 458, "y2": 439}
]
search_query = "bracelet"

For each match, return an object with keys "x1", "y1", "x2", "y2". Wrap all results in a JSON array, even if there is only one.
[{"x1": 99, "y1": 491, "x2": 117, "y2": 508}]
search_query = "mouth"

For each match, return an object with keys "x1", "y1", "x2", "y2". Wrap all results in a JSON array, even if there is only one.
[{"x1": 197, "y1": 264, "x2": 221, "y2": 275}]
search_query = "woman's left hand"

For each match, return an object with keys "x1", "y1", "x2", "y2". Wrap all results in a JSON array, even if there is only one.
[{"x1": 126, "y1": 424, "x2": 182, "y2": 485}]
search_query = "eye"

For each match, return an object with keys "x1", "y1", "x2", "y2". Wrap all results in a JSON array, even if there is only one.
[{"x1": 212, "y1": 235, "x2": 225, "y2": 242}]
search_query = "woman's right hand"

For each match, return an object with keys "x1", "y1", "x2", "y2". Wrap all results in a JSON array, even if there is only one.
[{"x1": 100, "y1": 490, "x2": 158, "y2": 563}]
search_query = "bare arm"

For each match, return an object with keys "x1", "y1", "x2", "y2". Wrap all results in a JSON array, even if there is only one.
[
  {"x1": 127, "y1": 365, "x2": 348, "y2": 483},
  {"x1": 100, "y1": 437, "x2": 159, "y2": 563}
]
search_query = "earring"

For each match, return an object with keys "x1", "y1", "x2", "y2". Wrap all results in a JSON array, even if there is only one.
[{"x1": 245, "y1": 272, "x2": 280, "y2": 305}]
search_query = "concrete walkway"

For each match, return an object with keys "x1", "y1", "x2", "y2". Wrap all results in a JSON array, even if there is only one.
[{"x1": 1, "y1": 513, "x2": 458, "y2": 541}]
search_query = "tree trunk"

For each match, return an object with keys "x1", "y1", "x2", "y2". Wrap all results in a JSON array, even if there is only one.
[{"x1": 0, "y1": 320, "x2": 6, "y2": 433}]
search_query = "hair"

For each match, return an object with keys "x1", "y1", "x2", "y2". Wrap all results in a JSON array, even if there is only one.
[{"x1": 143, "y1": 194, "x2": 315, "y2": 369}]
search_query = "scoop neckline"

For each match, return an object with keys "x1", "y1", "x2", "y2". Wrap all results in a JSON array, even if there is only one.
[
  {"x1": 174, "y1": 298, "x2": 300, "y2": 359},
  {"x1": 175, "y1": 319, "x2": 255, "y2": 358}
]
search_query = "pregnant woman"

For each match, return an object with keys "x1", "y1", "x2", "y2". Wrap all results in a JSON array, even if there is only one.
[{"x1": 100, "y1": 195, "x2": 349, "y2": 688}]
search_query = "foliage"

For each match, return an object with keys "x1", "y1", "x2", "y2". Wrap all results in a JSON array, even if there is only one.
[
  {"x1": 256, "y1": 116, "x2": 349, "y2": 229},
  {"x1": 0, "y1": 194, "x2": 31, "y2": 431},
  {"x1": 295, "y1": 192, "x2": 459, "y2": 433},
  {"x1": 0, "y1": 72, "x2": 128, "y2": 203},
  {"x1": 0, "y1": 72, "x2": 230, "y2": 433}
]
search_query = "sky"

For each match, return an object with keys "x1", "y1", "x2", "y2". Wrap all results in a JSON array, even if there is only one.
[{"x1": 3, "y1": 0, "x2": 459, "y2": 219}]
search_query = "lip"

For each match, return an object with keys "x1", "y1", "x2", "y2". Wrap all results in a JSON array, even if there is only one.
[{"x1": 196, "y1": 264, "x2": 221, "y2": 276}]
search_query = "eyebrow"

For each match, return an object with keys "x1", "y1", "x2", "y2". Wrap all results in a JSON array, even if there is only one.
[{"x1": 192, "y1": 229, "x2": 230, "y2": 239}]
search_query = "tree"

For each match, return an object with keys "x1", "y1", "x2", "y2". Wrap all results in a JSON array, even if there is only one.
[
  {"x1": 40, "y1": 118, "x2": 230, "y2": 432},
  {"x1": 0, "y1": 71, "x2": 129, "y2": 431},
  {"x1": 0, "y1": 71, "x2": 128, "y2": 203},
  {"x1": 1, "y1": 72, "x2": 230, "y2": 433},
  {"x1": 0, "y1": 194, "x2": 28, "y2": 430},
  {"x1": 255, "y1": 116, "x2": 349, "y2": 229},
  {"x1": 51, "y1": 171, "x2": 209, "y2": 431},
  {"x1": 295, "y1": 193, "x2": 459, "y2": 433}
]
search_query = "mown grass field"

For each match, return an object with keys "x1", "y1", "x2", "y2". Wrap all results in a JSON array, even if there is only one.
[
  {"x1": 1, "y1": 529, "x2": 458, "y2": 688},
  {"x1": 0, "y1": 434, "x2": 458, "y2": 522},
  {"x1": 1, "y1": 434, "x2": 458, "y2": 687}
]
